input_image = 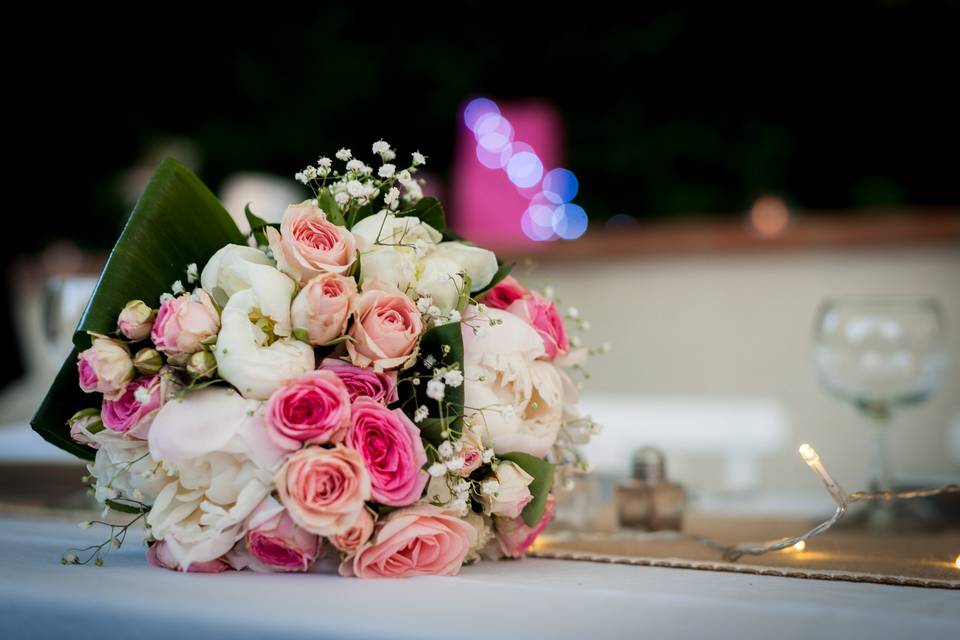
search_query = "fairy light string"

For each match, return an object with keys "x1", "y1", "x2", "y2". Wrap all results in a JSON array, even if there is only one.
[{"x1": 689, "y1": 443, "x2": 959, "y2": 562}]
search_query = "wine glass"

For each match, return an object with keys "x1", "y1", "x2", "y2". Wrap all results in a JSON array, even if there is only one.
[{"x1": 813, "y1": 297, "x2": 948, "y2": 523}]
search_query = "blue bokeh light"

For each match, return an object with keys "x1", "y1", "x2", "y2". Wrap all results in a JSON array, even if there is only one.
[
  {"x1": 464, "y1": 98, "x2": 500, "y2": 132},
  {"x1": 551, "y1": 204, "x2": 589, "y2": 239},
  {"x1": 542, "y1": 168, "x2": 579, "y2": 204}
]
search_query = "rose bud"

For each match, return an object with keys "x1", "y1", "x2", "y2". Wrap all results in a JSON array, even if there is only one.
[
  {"x1": 117, "y1": 300, "x2": 155, "y2": 341},
  {"x1": 290, "y1": 273, "x2": 356, "y2": 345},
  {"x1": 67, "y1": 408, "x2": 104, "y2": 447},
  {"x1": 133, "y1": 347, "x2": 164, "y2": 375},
  {"x1": 151, "y1": 289, "x2": 220, "y2": 358},
  {"x1": 481, "y1": 460, "x2": 534, "y2": 519},
  {"x1": 186, "y1": 350, "x2": 217, "y2": 380},
  {"x1": 77, "y1": 335, "x2": 135, "y2": 400}
]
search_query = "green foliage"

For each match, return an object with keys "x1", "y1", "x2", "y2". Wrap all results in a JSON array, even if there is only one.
[{"x1": 31, "y1": 159, "x2": 246, "y2": 460}]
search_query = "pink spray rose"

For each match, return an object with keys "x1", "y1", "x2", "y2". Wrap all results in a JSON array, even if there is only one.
[
  {"x1": 101, "y1": 374, "x2": 163, "y2": 437},
  {"x1": 147, "y1": 541, "x2": 231, "y2": 573},
  {"x1": 291, "y1": 273, "x2": 356, "y2": 345},
  {"x1": 275, "y1": 445, "x2": 371, "y2": 536},
  {"x1": 77, "y1": 335, "x2": 135, "y2": 400},
  {"x1": 340, "y1": 503, "x2": 475, "y2": 578},
  {"x1": 346, "y1": 398, "x2": 428, "y2": 507},
  {"x1": 246, "y1": 501, "x2": 321, "y2": 573},
  {"x1": 268, "y1": 201, "x2": 357, "y2": 282},
  {"x1": 495, "y1": 495, "x2": 556, "y2": 558},
  {"x1": 151, "y1": 290, "x2": 220, "y2": 358},
  {"x1": 506, "y1": 292, "x2": 569, "y2": 360},
  {"x1": 330, "y1": 507, "x2": 376, "y2": 554},
  {"x1": 346, "y1": 280, "x2": 422, "y2": 371},
  {"x1": 320, "y1": 358, "x2": 398, "y2": 404},
  {"x1": 117, "y1": 300, "x2": 155, "y2": 341},
  {"x1": 483, "y1": 275, "x2": 529, "y2": 310},
  {"x1": 265, "y1": 370, "x2": 352, "y2": 450}
]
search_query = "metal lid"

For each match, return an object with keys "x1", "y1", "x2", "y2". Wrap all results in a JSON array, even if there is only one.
[{"x1": 632, "y1": 447, "x2": 667, "y2": 483}]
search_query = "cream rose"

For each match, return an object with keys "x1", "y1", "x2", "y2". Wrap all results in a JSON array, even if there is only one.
[
  {"x1": 147, "y1": 388, "x2": 286, "y2": 570},
  {"x1": 200, "y1": 244, "x2": 275, "y2": 303},
  {"x1": 461, "y1": 306, "x2": 564, "y2": 458},
  {"x1": 482, "y1": 460, "x2": 534, "y2": 519},
  {"x1": 214, "y1": 265, "x2": 315, "y2": 400}
]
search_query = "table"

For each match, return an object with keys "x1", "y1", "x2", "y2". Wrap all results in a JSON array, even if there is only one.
[{"x1": 0, "y1": 516, "x2": 956, "y2": 640}]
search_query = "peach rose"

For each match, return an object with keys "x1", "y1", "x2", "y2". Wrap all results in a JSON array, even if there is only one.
[
  {"x1": 330, "y1": 507, "x2": 376, "y2": 554},
  {"x1": 268, "y1": 201, "x2": 357, "y2": 283},
  {"x1": 291, "y1": 273, "x2": 356, "y2": 345},
  {"x1": 275, "y1": 445, "x2": 371, "y2": 536},
  {"x1": 346, "y1": 280, "x2": 422, "y2": 371},
  {"x1": 340, "y1": 503, "x2": 475, "y2": 578}
]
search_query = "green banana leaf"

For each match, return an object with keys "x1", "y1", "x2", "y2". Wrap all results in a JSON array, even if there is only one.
[{"x1": 31, "y1": 158, "x2": 246, "y2": 460}]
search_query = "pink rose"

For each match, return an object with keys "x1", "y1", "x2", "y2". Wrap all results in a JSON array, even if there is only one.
[
  {"x1": 483, "y1": 276, "x2": 528, "y2": 310},
  {"x1": 101, "y1": 374, "x2": 162, "y2": 437},
  {"x1": 151, "y1": 290, "x2": 220, "y2": 358},
  {"x1": 77, "y1": 335, "x2": 135, "y2": 400},
  {"x1": 246, "y1": 501, "x2": 321, "y2": 572},
  {"x1": 147, "y1": 541, "x2": 231, "y2": 573},
  {"x1": 330, "y1": 507, "x2": 375, "y2": 554},
  {"x1": 291, "y1": 273, "x2": 356, "y2": 345},
  {"x1": 495, "y1": 495, "x2": 555, "y2": 558},
  {"x1": 346, "y1": 280, "x2": 422, "y2": 371},
  {"x1": 275, "y1": 445, "x2": 371, "y2": 536},
  {"x1": 340, "y1": 503, "x2": 475, "y2": 578},
  {"x1": 320, "y1": 358, "x2": 398, "y2": 404},
  {"x1": 117, "y1": 300, "x2": 155, "y2": 341},
  {"x1": 346, "y1": 398, "x2": 428, "y2": 507},
  {"x1": 268, "y1": 201, "x2": 357, "y2": 283},
  {"x1": 265, "y1": 370, "x2": 352, "y2": 450},
  {"x1": 506, "y1": 292, "x2": 569, "y2": 360}
]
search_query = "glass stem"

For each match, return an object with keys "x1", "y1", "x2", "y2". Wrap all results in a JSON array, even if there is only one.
[{"x1": 870, "y1": 420, "x2": 894, "y2": 497}]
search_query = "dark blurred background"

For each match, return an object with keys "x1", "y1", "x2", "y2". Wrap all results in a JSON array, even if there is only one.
[{"x1": 16, "y1": 2, "x2": 960, "y2": 257}]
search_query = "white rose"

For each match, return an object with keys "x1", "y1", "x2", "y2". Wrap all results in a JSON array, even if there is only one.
[
  {"x1": 417, "y1": 242, "x2": 498, "y2": 312},
  {"x1": 147, "y1": 388, "x2": 286, "y2": 570},
  {"x1": 358, "y1": 245, "x2": 419, "y2": 292},
  {"x1": 351, "y1": 210, "x2": 442, "y2": 248},
  {"x1": 462, "y1": 306, "x2": 564, "y2": 458},
  {"x1": 200, "y1": 244, "x2": 275, "y2": 303},
  {"x1": 483, "y1": 460, "x2": 534, "y2": 519},
  {"x1": 214, "y1": 266, "x2": 314, "y2": 400},
  {"x1": 88, "y1": 429, "x2": 171, "y2": 505}
]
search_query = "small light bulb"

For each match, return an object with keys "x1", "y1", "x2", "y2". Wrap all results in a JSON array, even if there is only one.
[
  {"x1": 793, "y1": 541, "x2": 806, "y2": 552},
  {"x1": 798, "y1": 444, "x2": 819, "y2": 465},
  {"x1": 954, "y1": 555, "x2": 960, "y2": 569}
]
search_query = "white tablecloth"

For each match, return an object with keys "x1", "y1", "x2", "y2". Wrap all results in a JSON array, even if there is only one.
[{"x1": 0, "y1": 516, "x2": 956, "y2": 640}]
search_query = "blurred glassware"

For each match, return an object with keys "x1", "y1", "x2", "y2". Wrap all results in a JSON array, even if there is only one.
[
  {"x1": 813, "y1": 296, "x2": 948, "y2": 526},
  {"x1": 44, "y1": 276, "x2": 97, "y2": 368}
]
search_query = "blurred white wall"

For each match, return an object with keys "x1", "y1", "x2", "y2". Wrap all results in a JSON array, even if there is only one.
[{"x1": 536, "y1": 244, "x2": 960, "y2": 492}]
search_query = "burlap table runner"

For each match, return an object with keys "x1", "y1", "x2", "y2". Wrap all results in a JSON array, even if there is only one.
[{"x1": 533, "y1": 513, "x2": 959, "y2": 589}]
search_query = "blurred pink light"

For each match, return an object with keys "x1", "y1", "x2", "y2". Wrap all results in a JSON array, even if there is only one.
[{"x1": 452, "y1": 99, "x2": 565, "y2": 249}]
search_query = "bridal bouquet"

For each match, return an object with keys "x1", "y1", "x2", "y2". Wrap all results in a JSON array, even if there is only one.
[{"x1": 33, "y1": 142, "x2": 599, "y2": 578}]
